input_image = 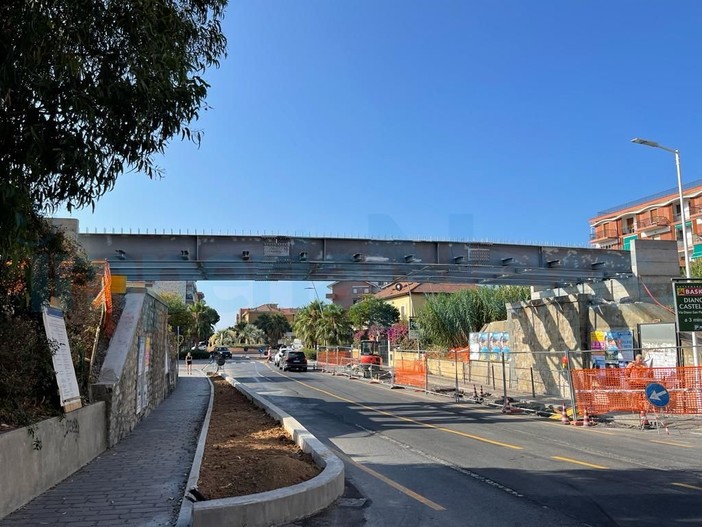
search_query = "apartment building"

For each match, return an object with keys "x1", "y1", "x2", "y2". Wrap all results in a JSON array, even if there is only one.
[
  {"x1": 149, "y1": 281, "x2": 200, "y2": 304},
  {"x1": 236, "y1": 304, "x2": 298, "y2": 326},
  {"x1": 589, "y1": 178, "x2": 702, "y2": 264},
  {"x1": 325, "y1": 281, "x2": 390, "y2": 309}
]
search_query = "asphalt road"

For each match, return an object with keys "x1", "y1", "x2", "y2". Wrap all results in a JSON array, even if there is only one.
[{"x1": 221, "y1": 357, "x2": 702, "y2": 527}]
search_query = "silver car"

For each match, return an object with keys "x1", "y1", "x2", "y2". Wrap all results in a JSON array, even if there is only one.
[{"x1": 274, "y1": 347, "x2": 288, "y2": 366}]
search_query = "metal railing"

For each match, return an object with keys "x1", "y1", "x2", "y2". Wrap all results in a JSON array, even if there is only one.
[{"x1": 636, "y1": 216, "x2": 670, "y2": 230}]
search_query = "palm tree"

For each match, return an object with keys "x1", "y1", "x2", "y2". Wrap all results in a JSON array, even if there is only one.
[
  {"x1": 188, "y1": 301, "x2": 211, "y2": 342},
  {"x1": 293, "y1": 300, "x2": 324, "y2": 348},
  {"x1": 319, "y1": 304, "x2": 352, "y2": 346},
  {"x1": 212, "y1": 328, "x2": 237, "y2": 347},
  {"x1": 254, "y1": 313, "x2": 291, "y2": 347},
  {"x1": 237, "y1": 323, "x2": 265, "y2": 346}
]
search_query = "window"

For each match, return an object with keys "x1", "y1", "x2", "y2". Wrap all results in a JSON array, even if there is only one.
[{"x1": 625, "y1": 217, "x2": 635, "y2": 233}]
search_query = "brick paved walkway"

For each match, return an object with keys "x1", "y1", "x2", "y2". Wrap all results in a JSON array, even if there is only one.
[{"x1": 1, "y1": 373, "x2": 210, "y2": 527}]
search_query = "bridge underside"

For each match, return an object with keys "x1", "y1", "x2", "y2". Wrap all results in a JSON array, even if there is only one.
[{"x1": 78, "y1": 233, "x2": 633, "y2": 286}]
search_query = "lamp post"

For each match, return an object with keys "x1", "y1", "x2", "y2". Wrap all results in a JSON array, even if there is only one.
[
  {"x1": 305, "y1": 283, "x2": 321, "y2": 303},
  {"x1": 631, "y1": 138, "x2": 699, "y2": 367}
]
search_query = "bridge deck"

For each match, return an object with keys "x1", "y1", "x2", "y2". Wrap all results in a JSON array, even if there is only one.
[{"x1": 78, "y1": 232, "x2": 633, "y2": 285}]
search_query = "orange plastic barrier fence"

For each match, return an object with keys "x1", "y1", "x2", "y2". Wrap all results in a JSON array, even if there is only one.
[
  {"x1": 317, "y1": 349, "x2": 353, "y2": 367},
  {"x1": 572, "y1": 367, "x2": 702, "y2": 414},
  {"x1": 393, "y1": 357, "x2": 426, "y2": 389}
]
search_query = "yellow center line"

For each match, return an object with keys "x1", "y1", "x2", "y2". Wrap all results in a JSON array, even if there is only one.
[
  {"x1": 650, "y1": 439, "x2": 693, "y2": 448},
  {"x1": 672, "y1": 482, "x2": 702, "y2": 491},
  {"x1": 284, "y1": 374, "x2": 523, "y2": 450},
  {"x1": 332, "y1": 449, "x2": 446, "y2": 511},
  {"x1": 551, "y1": 456, "x2": 609, "y2": 470}
]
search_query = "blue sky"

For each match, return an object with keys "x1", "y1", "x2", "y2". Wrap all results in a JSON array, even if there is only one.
[{"x1": 62, "y1": 1, "x2": 702, "y2": 329}]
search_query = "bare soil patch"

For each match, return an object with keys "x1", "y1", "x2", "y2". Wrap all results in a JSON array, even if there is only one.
[{"x1": 197, "y1": 374, "x2": 321, "y2": 500}]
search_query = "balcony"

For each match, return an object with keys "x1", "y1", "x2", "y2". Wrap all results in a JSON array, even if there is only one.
[
  {"x1": 636, "y1": 216, "x2": 670, "y2": 233},
  {"x1": 590, "y1": 227, "x2": 619, "y2": 244},
  {"x1": 690, "y1": 206, "x2": 702, "y2": 217}
]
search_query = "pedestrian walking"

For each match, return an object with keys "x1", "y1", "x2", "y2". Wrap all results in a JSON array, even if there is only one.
[{"x1": 185, "y1": 351, "x2": 193, "y2": 374}]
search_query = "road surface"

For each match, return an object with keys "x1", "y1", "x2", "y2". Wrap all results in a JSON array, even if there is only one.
[{"x1": 221, "y1": 357, "x2": 702, "y2": 527}]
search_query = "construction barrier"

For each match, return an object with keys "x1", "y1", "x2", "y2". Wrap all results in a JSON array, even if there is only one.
[
  {"x1": 316, "y1": 347, "x2": 392, "y2": 381},
  {"x1": 571, "y1": 366, "x2": 702, "y2": 414},
  {"x1": 393, "y1": 355, "x2": 426, "y2": 390},
  {"x1": 317, "y1": 348, "x2": 353, "y2": 372}
]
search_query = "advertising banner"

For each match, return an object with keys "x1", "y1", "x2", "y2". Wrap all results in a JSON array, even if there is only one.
[
  {"x1": 470, "y1": 332, "x2": 510, "y2": 360},
  {"x1": 42, "y1": 306, "x2": 81, "y2": 411},
  {"x1": 673, "y1": 281, "x2": 702, "y2": 331},
  {"x1": 590, "y1": 328, "x2": 634, "y2": 366}
]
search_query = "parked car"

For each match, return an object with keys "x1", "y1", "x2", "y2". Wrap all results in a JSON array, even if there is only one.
[
  {"x1": 274, "y1": 347, "x2": 287, "y2": 367},
  {"x1": 192, "y1": 341, "x2": 208, "y2": 352},
  {"x1": 213, "y1": 346, "x2": 232, "y2": 359},
  {"x1": 280, "y1": 350, "x2": 308, "y2": 372}
]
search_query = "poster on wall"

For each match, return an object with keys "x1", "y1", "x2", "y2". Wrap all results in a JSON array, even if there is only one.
[
  {"x1": 590, "y1": 329, "x2": 634, "y2": 366},
  {"x1": 42, "y1": 306, "x2": 82, "y2": 411},
  {"x1": 639, "y1": 322, "x2": 678, "y2": 368},
  {"x1": 469, "y1": 332, "x2": 510, "y2": 360},
  {"x1": 136, "y1": 336, "x2": 151, "y2": 414},
  {"x1": 479, "y1": 333, "x2": 490, "y2": 358},
  {"x1": 469, "y1": 333, "x2": 481, "y2": 360}
]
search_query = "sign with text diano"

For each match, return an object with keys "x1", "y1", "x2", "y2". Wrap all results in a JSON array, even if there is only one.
[{"x1": 673, "y1": 282, "x2": 702, "y2": 331}]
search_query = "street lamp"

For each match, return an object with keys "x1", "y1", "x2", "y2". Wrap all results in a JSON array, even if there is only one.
[
  {"x1": 631, "y1": 138, "x2": 698, "y2": 367},
  {"x1": 305, "y1": 283, "x2": 321, "y2": 303}
]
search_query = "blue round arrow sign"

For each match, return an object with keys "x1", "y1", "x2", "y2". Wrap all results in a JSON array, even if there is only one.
[{"x1": 645, "y1": 383, "x2": 670, "y2": 407}]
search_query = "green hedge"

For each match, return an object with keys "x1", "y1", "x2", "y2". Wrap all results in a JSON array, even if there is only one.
[{"x1": 302, "y1": 348, "x2": 317, "y2": 360}]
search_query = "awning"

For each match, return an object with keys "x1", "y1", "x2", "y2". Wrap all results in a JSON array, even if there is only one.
[{"x1": 623, "y1": 234, "x2": 638, "y2": 251}]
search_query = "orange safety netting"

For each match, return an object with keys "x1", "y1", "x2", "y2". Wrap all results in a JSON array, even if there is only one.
[
  {"x1": 393, "y1": 356, "x2": 426, "y2": 389},
  {"x1": 317, "y1": 349, "x2": 353, "y2": 367},
  {"x1": 91, "y1": 261, "x2": 114, "y2": 336},
  {"x1": 571, "y1": 367, "x2": 702, "y2": 414}
]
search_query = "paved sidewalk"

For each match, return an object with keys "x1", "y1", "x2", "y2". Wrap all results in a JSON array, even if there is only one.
[{"x1": 1, "y1": 370, "x2": 210, "y2": 527}]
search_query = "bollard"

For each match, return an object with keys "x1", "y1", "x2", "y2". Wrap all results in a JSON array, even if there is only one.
[
  {"x1": 583, "y1": 408, "x2": 591, "y2": 427},
  {"x1": 561, "y1": 402, "x2": 569, "y2": 425}
]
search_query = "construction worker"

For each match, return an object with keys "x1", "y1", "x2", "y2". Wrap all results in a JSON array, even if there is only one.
[{"x1": 625, "y1": 354, "x2": 651, "y2": 388}]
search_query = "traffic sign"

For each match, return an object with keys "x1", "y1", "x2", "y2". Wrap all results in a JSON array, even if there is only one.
[
  {"x1": 645, "y1": 383, "x2": 670, "y2": 407},
  {"x1": 409, "y1": 317, "x2": 420, "y2": 340},
  {"x1": 673, "y1": 281, "x2": 702, "y2": 331}
]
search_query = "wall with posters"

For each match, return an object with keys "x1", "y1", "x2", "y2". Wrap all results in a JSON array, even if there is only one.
[
  {"x1": 469, "y1": 331, "x2": 510, "y2": 361},
  {"x1": 92, "y1": 288, "x2": 173, "y2": 447}
]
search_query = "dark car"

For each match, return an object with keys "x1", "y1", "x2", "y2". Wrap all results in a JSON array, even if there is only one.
[
  {"x1": 214, "y1": 346, "x2": 232, "y2": 360},
  {"x1": 280, "y1": 350, "x2": 308, "y2": 372}
]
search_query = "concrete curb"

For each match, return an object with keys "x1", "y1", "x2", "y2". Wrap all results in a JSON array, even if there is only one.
[
  {"x1": 190, "y1": 373, "x2": 345, "y2": 527},
  {"x1": 176, "y1": 376, "x2": 214, "y2": 527}
]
